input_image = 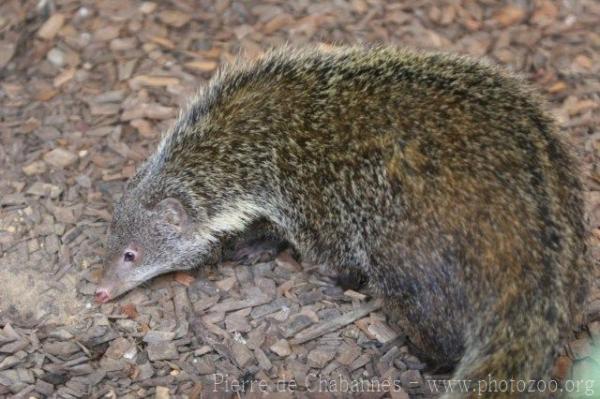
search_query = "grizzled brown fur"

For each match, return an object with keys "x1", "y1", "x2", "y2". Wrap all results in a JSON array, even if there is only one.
[{"x1": 98, "y1": 46, "x2": 591, "y2": 398}]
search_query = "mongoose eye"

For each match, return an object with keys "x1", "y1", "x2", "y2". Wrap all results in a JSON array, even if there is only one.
[{"x1": 123, "y1": 251, "x2": 136, "y2": 262}]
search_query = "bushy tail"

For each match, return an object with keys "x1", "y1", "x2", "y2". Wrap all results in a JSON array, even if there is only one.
[{"x1": 440, "y1": 310, "x2": 565, "y2": 399}]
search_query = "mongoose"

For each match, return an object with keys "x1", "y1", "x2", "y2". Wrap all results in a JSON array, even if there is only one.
[{"x1": 96, "y1": 46, "x2": 591, "y2": 398}]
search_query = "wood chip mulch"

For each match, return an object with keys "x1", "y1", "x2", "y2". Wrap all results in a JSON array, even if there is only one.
[{"x1": 0, "y1": 0, "x2": 598, "y2": 398}]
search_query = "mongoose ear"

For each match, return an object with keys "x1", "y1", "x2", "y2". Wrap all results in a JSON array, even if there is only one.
[{"x1": 156, "y1": 197, "x2": 188, "y2": 229}]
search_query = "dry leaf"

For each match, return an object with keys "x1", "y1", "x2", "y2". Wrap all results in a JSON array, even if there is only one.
[
  {"x1": 174, "y1": 271, "x2": 195, "y2": 286},
  {"x1": 34, "y1": 86, "x2": 59, "y2": 101},
  {"x1": 215, "y1": 276, "x2": 236, "y2": 291},
  {"x1": 130, "y1": 119, "x2": 156, "y2": 138},
  {"x1": 53, "y1": 68, "x2": 76, "y2": 88},
  {"x1": 93, "y1": 26, "x2": 121, "y2": 42},
  {"x1": 142, "y1": 103, "x2": 176, "y2": 120},
  {"x1": 233, "y1": 25, "x2": 253, "y2": 40},
  {"x1": 355, "y1": 318, "x2": 376, "y2": 339},
  {"x1": 184, "y1": 60, "x2": 218, "y2": 73},
  {"x1": 263, "y1": 14, "x2": 294, "y2": 34},
  {"x1": 150, "y1": 36, "x2": 176, "y2": 50},
  {"x1": 37, "y1": 13, "x2": 66, "y2": 40},
  {"x1": 215, "y1": 0, "x2": 229, "y2": 14},
  {"x1": 568, "y1": 99, "x2": 597, "y2": 116},
  {"x1": 158, "y1": 10, "x2": 192, "y2": 28},
  {"x1": 44, "y1": 148, "x2": 78, "y2": 168},
  {"x1": 129, "y1": 75, "x2": 180, "y2": 89},
  {"x1": 344, "y1": 289, "x2": 367, "y2": 300},
  {"x1": 573, "y1": 54, "x2": 592, "y2": 70},
  {"x1": 189, "y1": 383, "x2": 204, "y2": 399},
  {"x1": 494, "y1": 5, "x2": 526, "y2": 27},
  {"x1": 110, "y1": 38, "x2": 138, "y2": 51},
  {"x1": 277, "y1": 280, "x2": 294, "y2": 297},
  {"x1": 275, "y1": 251, "x2": 302, "y2": 271},
  {"x1": 140, "y1": 2, "x2": 157, "y2": 14},
  {"x1": 440, "y1": 5, "x2": 456, "y2": 25},
  {"x1": 194, "y1": 47, "x2": 222, "y2": 59},
  {"x1": 22, "y1": 161, "x2": 47, "y2": 176},
  {"x1": 121, "y1": 303, "x2": 139, "y2": 319},
  {"x1": 547, "y1": 81, "x2": 567, "y2": 93},
  {"x1": 531, "y1": 0, "x2": 559, "y2": 26},
  {"x1": 0, "y1": 42, "x2": 15, "y2": 68},
  {"x1": 463, "y1": 18, "x2": 482, "y2": 31}
]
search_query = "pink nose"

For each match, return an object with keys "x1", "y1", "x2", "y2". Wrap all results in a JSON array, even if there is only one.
[{"x1": 95, "y1": 288, "x2": 111, "y2": 303}]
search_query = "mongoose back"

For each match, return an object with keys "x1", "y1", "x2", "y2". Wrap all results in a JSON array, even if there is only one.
[{"x1": 96, "y1": 46, "x2": 591, "y2": 398}]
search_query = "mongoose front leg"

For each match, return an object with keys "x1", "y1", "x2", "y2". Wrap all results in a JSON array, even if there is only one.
[
  {"x1": 336, "y1": 268, "x2": 369, "y2": 291},
  {"x1": 227, "y1": 237, "x2": 289, "y2": 265},
  {"x1": 221, "y1": 218, "x2": 291, "y2": 265}
]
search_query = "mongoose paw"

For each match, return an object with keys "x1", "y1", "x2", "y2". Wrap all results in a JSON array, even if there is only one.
[
  {"x1": 336, "y1": 268, "x2": 369, "y2": 291},
  {"x1": 230, "y1": 240, "x2": 285, "y2": 265}
]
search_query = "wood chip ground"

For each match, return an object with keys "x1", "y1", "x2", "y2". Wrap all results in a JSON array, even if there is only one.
[{"x1": 0, "y1": 0, "x2": 599, "y2": 398}]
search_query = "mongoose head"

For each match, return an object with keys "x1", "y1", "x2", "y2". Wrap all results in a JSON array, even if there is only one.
[
  {"x1": 95, "y1": 191, "x2": 216, "y2": 303},
  {"x1": 95, "y1": 151, "x2": 260, "y2": 303}
]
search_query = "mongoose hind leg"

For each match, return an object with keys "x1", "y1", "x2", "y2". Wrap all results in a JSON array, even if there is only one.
[
  {"x1": 367, "y1": 246, "x2": 468, "y2": 371},
  {"x1": 383, "y1": 297, "x2": 464, "y2": 372}
]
